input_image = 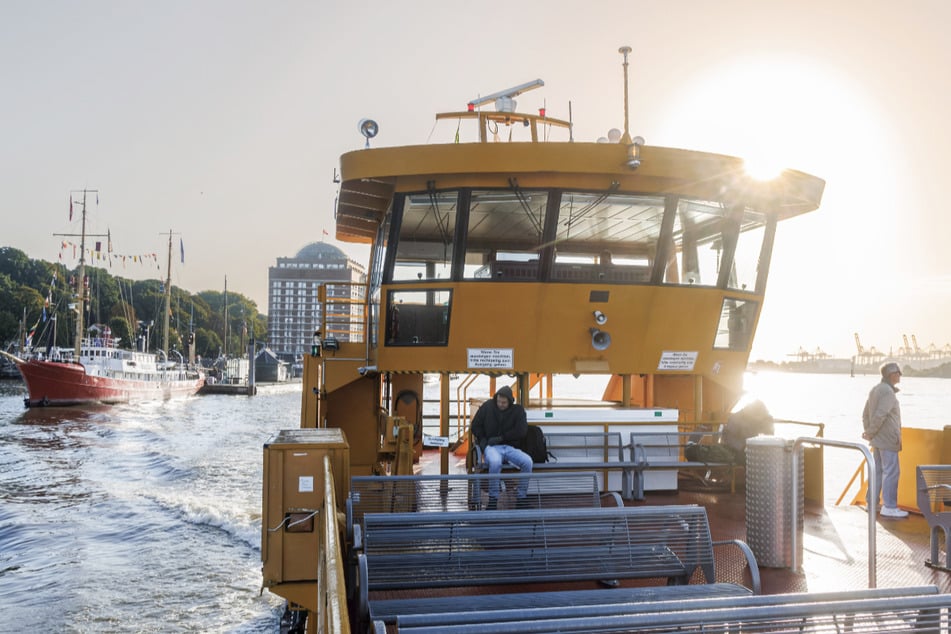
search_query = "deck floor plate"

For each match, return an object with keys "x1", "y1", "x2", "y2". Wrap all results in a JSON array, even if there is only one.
[{"x1": 412, "y1": 450, "x2": 951, "y2": 595}]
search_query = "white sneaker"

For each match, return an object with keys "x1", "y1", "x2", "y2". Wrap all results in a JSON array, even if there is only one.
[{"x1": 880, "y1": 506, "x2": 909, "y2": 518}]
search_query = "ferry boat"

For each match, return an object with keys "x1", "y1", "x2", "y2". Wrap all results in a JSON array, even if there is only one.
[
  {"x1": 0, "y1": 193, "x2": 204, "y2": 407},
  {"x1": 260, "y1": 50, "x2": 951, "y2": 633}
]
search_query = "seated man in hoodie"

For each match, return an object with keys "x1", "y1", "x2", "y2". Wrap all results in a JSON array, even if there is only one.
[{"x1": 471, "y1": 385, "x2": 533, "y2": 509}]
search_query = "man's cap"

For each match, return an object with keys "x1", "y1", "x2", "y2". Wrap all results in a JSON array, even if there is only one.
[{"x1": 880, "y1": 361, "x2": 902, "y2": 377}]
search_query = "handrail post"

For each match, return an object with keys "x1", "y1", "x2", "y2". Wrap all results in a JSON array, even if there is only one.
[{"x1": 791, "y1": 437, "x2": 877, "y2": 588}]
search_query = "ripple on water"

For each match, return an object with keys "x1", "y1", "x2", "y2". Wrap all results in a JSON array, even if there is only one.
[{"x1": 0, "y1": 388, "x2": 299, "y2": 631}]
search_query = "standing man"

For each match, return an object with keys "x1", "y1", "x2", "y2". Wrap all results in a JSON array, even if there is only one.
[
  {"x1": 471, "y1": 385, "x2": 533, "y2": 509},
  {"x1": 862, "y1": 361, "x2": 908, "y2": 518}
]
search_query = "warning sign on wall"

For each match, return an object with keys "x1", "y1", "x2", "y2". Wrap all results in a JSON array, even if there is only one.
[
  {"x1": 657, "y1": 351, "x2": 698, "y2": 371},
  {"x1": 467, "y1": 348, "x2": 515, "y2": 369}
]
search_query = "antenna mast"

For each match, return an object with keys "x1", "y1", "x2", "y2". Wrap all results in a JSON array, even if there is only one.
[{"x1": 619, "y1": 46, "x2": 632, "y2": 145}]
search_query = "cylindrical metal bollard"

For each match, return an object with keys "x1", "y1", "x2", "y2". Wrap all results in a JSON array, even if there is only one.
[{"x1": 745, "y1": 436, "x2": 803, "y2": 567}]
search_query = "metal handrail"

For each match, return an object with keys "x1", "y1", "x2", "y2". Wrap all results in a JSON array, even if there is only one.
[
  {"x1": 790, "y1": 437, "x2": 877, "y2": 588},
  {"x1": 835, "y1": 462, "x2": 868, "y2": 506},
  {"x1": 318, "y1": 281, "x2": 369, "y2": 344},
  {"x1": 322, "y1": 454, "x2": 351, "y2": 634}
]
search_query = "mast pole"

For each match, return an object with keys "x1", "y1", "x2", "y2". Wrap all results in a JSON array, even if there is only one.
[
  {"x1": 619, "y1": 46, "x2": 633, "y2": 145},
  {"x1": 163, "y1": 229, "x2": 172, "y2": 356},
  {"x1": 223, "y1": 276, "x2": 228, "y2": 358},
  {"x1": 55, "y1": 189, "x2": 103, "y2": 357},
  {"x1": 74, "y1": 190, "x2": 88, "y2": 358},
  {"x1": 18, "y1": 307, "x2": 26, "y2": 356}
]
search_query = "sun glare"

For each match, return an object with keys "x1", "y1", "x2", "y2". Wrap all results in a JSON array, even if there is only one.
[
  {"x1": 658, "y1": 55, "x2": 898, "y2": 362},
  {"x1": 656, "y1": 56, "x2": 879, "y2": 178},
  {"x1": 743, "y1": 155, "x2": 786, "y2": 181}
]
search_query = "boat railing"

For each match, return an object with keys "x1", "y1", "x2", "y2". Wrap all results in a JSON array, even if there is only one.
[
  {"x1": 80, "y1": 336, "x2": 117, "y2": 349},
  {"x1": 836, "y1": 463, "x2": 869, "y2": 507},
  {"x1": 791, "y1": 437, "x2": 878, "y2": 588},
  {"x1": 319, "y1": 454, "x2": 350, "y2": 634},
  {"x1": 434, "y1": 109, "x2": 572, "y2": 144},
  {"x1": 319, "y1": 281, "x2": 368, "y2": 345}
]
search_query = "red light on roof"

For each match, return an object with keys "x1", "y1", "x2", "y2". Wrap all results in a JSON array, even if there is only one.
[
  {"x1": 467, "y1": 103, "x2": 475, "y2": 112},
  {"x1": 539, "y1": 107, "x2": 546, "y2": 117}
]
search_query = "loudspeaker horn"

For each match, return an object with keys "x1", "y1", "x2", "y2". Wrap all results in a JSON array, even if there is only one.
[{"x1": 590, "y1": 328, "x2": 612, "y2": 351}]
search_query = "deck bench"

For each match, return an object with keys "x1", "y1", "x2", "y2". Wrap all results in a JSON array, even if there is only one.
[
  {"x1": 390, "y1": 585, "x2": 940, "y2": 632},
  {"x1": 472, "y1": 431, "x2": 639, "y2": 499},
  {"x1": 916, "y1": 464, "x2": 951, "y2": 571},
  {"x1": 346, "y1": 471, "x2": 604, "y2": 545},
  {"x1": 357, "y1": 504, "x2": 760, "y2": 624},
  {"x1": 628, "y1": 430, "x2": 740, "y2": 501}
]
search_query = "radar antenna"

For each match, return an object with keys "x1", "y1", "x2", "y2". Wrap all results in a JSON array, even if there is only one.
[{"x1": 468, "y1": 79, "x2": 544, "y2": 113}]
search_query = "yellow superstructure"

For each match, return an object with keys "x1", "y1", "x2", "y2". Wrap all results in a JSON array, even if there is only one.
[
  {"x1": 304, "y1": 113, "x2": 824, "y2": 472},
  {"x1": 264, "y1": 67, "x2": 826, "y2": 633}
]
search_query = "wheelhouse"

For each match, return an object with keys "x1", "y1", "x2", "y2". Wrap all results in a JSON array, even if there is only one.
[{"x1": 333, "y1": 135, "x2": 823, "y2": 395}]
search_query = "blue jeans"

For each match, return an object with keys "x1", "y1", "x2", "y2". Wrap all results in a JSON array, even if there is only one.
[
  {"x1": 869, "y1": 448, "x2": 900, "y2": 509},
  {"x1": 483, "y1": 444, "x2": 533, "y2": 499}
]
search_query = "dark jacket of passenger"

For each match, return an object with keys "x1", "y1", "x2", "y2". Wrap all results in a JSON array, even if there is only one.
[{"x1": 471, "y1": 385, "x2": 528, "y2": 451}]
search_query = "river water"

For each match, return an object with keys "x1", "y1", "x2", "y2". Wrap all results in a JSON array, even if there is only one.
[
  {"x1": 0, "y1": 380, "x2": 299, "y2": 633},
  {"x1": 1, "y1": 370, "x2": 947, "y2": 632}
]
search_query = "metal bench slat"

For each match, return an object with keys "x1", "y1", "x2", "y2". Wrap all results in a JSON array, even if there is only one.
[
  {"x1": 377, "y1": 583, "x2": 749, "y2": 624},
  {"x1": 396, "y1": 590, "x2": 951, "y2": 634},
  {"x1": 392, "y1": 585, "x2": 937, "y2": 628}
]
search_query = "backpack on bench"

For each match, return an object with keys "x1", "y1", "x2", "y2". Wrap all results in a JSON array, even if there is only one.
[{"x1": 521, "y1": 425, "x2": 552, "y2": 463}]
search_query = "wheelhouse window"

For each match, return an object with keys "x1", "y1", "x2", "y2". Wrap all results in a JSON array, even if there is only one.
[
  {"x1": 553, "y1": 192, "x2": 663, "y2": 282},
  {"x1": 380, "y1": 187, "x2": 770, "y2": 292},
  {"x1": 385, "y1": 289, "x2": 452, "y2": 346},
  {"x1": 391, "y1": 192, "x2": 458, "y2": 282},
  {"x1": 465, "y1": 189, "x2": 550, "y2": 280}
]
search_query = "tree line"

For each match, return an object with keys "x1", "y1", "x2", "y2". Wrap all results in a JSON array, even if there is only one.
[{"x1": 0, "y1": 246, "x2": 266, "y2": 362}]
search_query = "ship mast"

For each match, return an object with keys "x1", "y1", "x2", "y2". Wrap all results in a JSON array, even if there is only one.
[
  {"x1": 55, "y1": 189, "x2": 106, "y2": 358},
  {"x1": 75, "y1": 192, "x2": 89, "y2": 358},
  {"x1": 163, "y1": 230, "x2": 173, "y2": 356},
  {"x1": 223, "y1": 275, "x2": 228, "y2": 358}
]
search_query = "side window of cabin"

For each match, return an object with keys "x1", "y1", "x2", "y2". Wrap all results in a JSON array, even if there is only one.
[
  {"x1": 385, "y1": 289, "x2": 452, "y2": 346},
  {"x1": 464, "y1": 189, "x2": 549, "y2": 280},
  {"x1": 391, "y1": 192, "x2": 458, "y2": 282},
  {"x1": 661, "y1": 199, "x2": 725, "y2": 286},
  {"x1": 367, "y1": 213, "x2": 391, "y2": 349},
  {"x1": 729, "y1": 208, "x2": 767, "y2": 292},
  {"x1": 714, "y1": 297, "x2": 758, "y2": 350}
]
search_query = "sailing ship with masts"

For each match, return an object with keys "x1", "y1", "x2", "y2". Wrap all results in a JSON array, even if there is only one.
[{"x1": 0, "y1": 190, "x2": 204, "y2": 407}]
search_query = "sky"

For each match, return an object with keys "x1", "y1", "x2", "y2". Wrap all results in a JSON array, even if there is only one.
[{"x1": 2, "y1": 0, "x2": 950, "y2": 362}]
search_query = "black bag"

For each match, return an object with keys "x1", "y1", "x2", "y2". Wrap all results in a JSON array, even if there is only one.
[
  {"x1": 684, "y1": 442, "x2": 737, "y2": 464},
  {"x1": 521, "y1": 425, "x2": 550, "y2": 463}
]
